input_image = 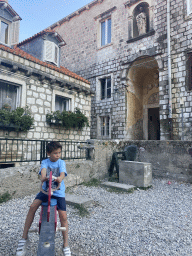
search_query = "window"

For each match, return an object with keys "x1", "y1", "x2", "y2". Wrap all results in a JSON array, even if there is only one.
[
  {"x1": 0, "y1": 82, "x2": 20, "y2": 110},
  {"x1": 55, "y1": 95, "x2": 71, "y2": 112},
  {"x1": 52, "y1": 90, "x2": 74, "y2": 113},
  {"x1": 187, "y1": 0, "x2": 192, "y2": 15},
  {"x1": 44, "y1": 41, "x2": 59, "y2": 66},
  {"x1": 96, "y1": 74, "x2": 113, "y2": 102},
  {"x1": 100, "y1": 77, "x2": 111, "y2": 100},
  {"x1": 0, "y1": 21, "x2": 9, "y2": 45},
  {"x1": 101, "y1": 18, "x2": 111, "y2": 46},
  {"x1": 187, "y1": 52, "x2": 192, "y2": 90},
  {"x1": 100, "y1": 116, "x2": 110, "y2": 137}
]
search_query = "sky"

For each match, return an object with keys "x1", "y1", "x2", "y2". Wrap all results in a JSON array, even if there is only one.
[{"x1": 8, "y1": 0, "x2": 92, "y2": 42}]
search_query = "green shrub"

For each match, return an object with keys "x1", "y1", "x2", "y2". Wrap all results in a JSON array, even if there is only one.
[
  {"x1": 0, "y1": 192, "x2": 12, "y2": 204},
  {"x1": 0, "y1": 106, "x2": 34, "y2": 131},
  {"x1": 46, "y1": 108, "x2": 89, "y2": 129},
  {"x1": 74, "y1": 204, "x2": 89, "y2": 217},
  {"x1": 81, "y1": 178, "x2": 101, "y2": 187}
]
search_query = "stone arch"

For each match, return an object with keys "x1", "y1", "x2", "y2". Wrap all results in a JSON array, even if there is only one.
[{"x1": 126, "y1": 56, "x2": 159, "y2": 140}]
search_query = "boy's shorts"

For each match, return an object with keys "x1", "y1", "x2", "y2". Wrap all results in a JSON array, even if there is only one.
[{"x1": 35, "y1": 191, "x2": 66, "y2": 211}]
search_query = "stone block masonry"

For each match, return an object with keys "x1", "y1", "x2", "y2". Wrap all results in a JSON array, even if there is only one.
[
  {"x1": 119, "y1": 161, "x2": 152, "y2": 187},
  {"x1": 0, "y1": 47, "x2": 91, "y2": 141},
  {"x1": 53, "y1": 0, "x2": 192, "y2": 141}
]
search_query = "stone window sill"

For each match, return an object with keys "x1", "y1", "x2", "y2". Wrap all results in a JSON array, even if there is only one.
[
  {"x1": 97, "y1": 136, "x2": 111, "y2": 140},
  {"x1": 96, "y1": 97, "x2": 113, "y2": 103},
  {"x1": 97, "y1": 42, "x2": 113, "y2": 51},
  {"x1": 127, "y1": 30, "x2": 155, "y2": 44}
]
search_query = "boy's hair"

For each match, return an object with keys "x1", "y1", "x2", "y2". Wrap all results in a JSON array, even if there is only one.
[{"x1": 46, "y1": 141, "x2": 62, "y2": 154}]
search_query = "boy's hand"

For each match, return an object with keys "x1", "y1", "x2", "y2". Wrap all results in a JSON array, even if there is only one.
[
  {"x1": 41, "y1": 176, "x2": 48, "y2": 183},
  {"x1": 54, "y1": 177, "x2": 62, "y2": 183},
  {"x1": 54, "y1": 173, "x2": 64, "y2": 183}
]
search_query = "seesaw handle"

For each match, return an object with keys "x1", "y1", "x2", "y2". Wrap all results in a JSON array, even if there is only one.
[
  {"x1": 56, "y1": 227, "x2": 66, "y2": 232},
  {"x1": 29, "y1": 228, "x2": 39, "y2": 233},
  {"x1": 47, "y1": 171, "x2": 52, "y2": 222}
]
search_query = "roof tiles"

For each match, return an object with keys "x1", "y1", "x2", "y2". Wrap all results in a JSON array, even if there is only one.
[
  {"x1": 17, "y1": 29, "x2": 65, "y2": 47},
  {"x1": 0, "y1": 44, "x2": 90, "y2": 84}
]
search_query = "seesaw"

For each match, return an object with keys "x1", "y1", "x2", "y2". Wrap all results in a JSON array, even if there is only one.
[{"x1": 29, "y1": 171, "x2": 66, "y2": 255}]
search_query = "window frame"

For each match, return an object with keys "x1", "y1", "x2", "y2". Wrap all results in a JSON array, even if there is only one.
[
  {"x1": 187, "y1": 0, "x2": 192, "y2": 15},
  {"x1": 52, "y1": 89, "x2": 74, "y2": 112},
  {"x1": 100, "y1": 77, "x2": 111, "y2": 100},
  {"x1": 96, "y1": 74, "x2": 113, "y2": 102},
  {"x1": 97, "y1": 115, "x2": 111, "y2": 139},
  {"x1": 0, "y1": 18, "x2": 10, "y2": 45},
  {"x1": 100, "y1": 17, "x2": 111, "y2": 46},
  {"x1": 186, "y1": 52, "x2": 192, "y2": 90},
  {"x1": 55, "y1": 94, "x2": 71, "y2": 112},
  {"x1": 0, "y1": 81, "x2": 21, "y2": 110},
  {"x1": 44, "y1": 40, "x2": 59, "y2": 66},
  {"x1": 95, "y1": 7, "x2": 116, "y2": 49}
]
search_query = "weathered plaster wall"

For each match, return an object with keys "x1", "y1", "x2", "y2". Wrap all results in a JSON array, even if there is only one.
[{"x1": 127, "y1": 91, "x2": 143, "y2": 139}]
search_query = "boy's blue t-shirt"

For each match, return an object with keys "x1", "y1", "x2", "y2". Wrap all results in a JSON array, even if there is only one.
[{"x1": 39, "y1": 158, "x2": 67, "y2": 197}]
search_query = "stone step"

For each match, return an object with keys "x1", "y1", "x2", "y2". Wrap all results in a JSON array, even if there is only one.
[
  {"x1": 101, "y1": 181, "x2": 136, "y2": 192},
  {"x1": 65, "y1": 193, "x2": 94, "y2": 207}
]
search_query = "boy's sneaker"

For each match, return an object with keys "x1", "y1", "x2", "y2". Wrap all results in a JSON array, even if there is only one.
[
  {"x1": 16, "y1": 238, "x2": 29, "y2": 256},
  {"x1": 62, "y1": 246, "x2": 71, "y2": 256}
]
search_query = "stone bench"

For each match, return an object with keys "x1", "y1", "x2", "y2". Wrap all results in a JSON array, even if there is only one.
[{"x1": 119, "y1": 161, "x2": 152, "y2": 188}]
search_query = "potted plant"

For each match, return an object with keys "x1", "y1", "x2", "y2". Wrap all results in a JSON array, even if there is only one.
[
  {"x1": 2, "y1": 103, "x2": 11, "y2": 111},
  {"x1": 0, "y1": 106, "x2": 34, "y2": 131},
  {"x1": 46, "y1": 108, "x2": 89, "y2": 129}
]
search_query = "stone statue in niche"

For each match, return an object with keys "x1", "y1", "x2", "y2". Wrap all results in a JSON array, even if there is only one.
[{"x1": 136, "y1": 7, "x2": 147, "y2": 35}]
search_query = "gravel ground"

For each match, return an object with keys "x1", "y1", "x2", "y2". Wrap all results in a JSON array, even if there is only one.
[{"x1": 1, "y1": 178, "x2": 192, "y2": 256}]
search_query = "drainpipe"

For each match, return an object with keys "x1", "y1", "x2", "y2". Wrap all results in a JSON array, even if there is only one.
[{"x1": 167, "y1": 0, "x2": 173, "y2": 139}]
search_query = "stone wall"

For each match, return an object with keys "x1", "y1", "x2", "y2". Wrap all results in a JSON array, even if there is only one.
[
  {"x1": 94, "y1": 139, "x2": 192, "y2": 182},
  {"x1": 54, "y1": 0, "x2": 162, "y2": 140},
  {"x1": 0, "y1": 48, "x2": 91, "y2": 141},
  {"x1": 1, "y1": 139, "x2": 192, "y2": 199},
  {"x1": 53, "y1": 0, "x2": 192, "y2": 141}
]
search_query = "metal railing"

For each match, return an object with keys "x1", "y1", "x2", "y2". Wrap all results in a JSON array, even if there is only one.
[{"x1": 0, "y1": 139, "x2": 89, "y2": 163}]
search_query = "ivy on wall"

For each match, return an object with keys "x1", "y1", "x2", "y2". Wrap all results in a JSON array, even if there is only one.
[{"x1": 46, "y1": 108, "x2": 89, "y2": 129}]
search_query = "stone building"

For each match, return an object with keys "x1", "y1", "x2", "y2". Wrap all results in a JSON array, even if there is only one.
[
  {"x1": 47, "y1": 0, "x2": 192, "y2": 141},
  {"x1": 0, "y1": 0, "x2": 91, "y2": 142}
]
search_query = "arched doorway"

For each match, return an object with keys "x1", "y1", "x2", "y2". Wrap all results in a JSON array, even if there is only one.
[{"x1": 126, "y1": 56, "x2": 159, "y2": 140}]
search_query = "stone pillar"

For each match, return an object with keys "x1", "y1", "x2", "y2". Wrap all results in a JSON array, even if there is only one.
[
  {"x1": 128, "y1": 15, "x2": 133, "y2": 39},
  {"x1": 148, "y1": 6, "x2": 154, "y2": 31},
  {"x1": 143, "y1": 106, "x2": 148, "y2": 140}
]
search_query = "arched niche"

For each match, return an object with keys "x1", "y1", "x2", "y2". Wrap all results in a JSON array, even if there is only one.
[
  {"x1": 127, "y1": 0, "x2": 155, "y2": 42},
  {"x1": 133, "y1": 2, "x2": 149, "y2": 37}
]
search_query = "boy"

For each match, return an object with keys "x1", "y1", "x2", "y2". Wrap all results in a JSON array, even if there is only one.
[{"x1": 16, "y1": 141, "x2": 71, "y2": 256}]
